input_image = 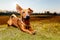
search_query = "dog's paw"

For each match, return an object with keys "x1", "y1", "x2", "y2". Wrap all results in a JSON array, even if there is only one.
[{"x1": 32, "y1": 30, "x2": 36, "y2": 35}]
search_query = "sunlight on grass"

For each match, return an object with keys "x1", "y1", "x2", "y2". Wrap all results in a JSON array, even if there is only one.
[{"x1": 0, "y1": 21, "x2": 60, "y2": 40}]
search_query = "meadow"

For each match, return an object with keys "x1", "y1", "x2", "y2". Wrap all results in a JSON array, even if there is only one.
[{"x1": 0, "y1": 15, "x2": 60, "y2": 40}]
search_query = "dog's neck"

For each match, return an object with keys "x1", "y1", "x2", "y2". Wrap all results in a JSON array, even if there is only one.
[{"x1": 22, "y1": 17, "x2": 30, "y2": 25}]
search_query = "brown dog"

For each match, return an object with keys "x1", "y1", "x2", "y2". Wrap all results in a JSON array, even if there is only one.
[{"x1": 7, "y1": 4, "x2": 36, "y2": 35}]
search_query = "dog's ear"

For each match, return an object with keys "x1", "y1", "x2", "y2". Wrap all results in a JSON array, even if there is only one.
[
  {"x1": 16, "y1": 4, "x2": 23, "y2": 12},
  {"x1": 28, "y1": 8, "x2": 33, "y2": 13}
]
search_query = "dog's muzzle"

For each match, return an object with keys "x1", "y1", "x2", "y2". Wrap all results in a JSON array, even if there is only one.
[
  {"x1": 26, "y1": 16, "x2": 30, "y2": 20},
  {"x1": 22, "y1": 16, "x2": 30, "y2": 20}
]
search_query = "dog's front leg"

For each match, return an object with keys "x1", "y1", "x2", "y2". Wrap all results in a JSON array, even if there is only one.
[
  {"x1": 20, "y1": 25, "x2": 33, "y2": 34},
  {"x1": 17, "y1": 20, "x2": 32, "y2": 34}
]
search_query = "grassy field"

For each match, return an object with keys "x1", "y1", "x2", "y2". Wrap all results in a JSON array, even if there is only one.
[{"x1": 0, "y1": 15, "x2": 60, "y2": 40}]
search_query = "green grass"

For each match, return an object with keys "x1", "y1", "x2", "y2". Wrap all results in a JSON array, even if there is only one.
[{"x1": 0, "y1": 20, "x2": 60, "y2": 40}]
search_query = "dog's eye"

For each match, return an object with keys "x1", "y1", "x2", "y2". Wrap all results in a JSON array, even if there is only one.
[
  {"x1": 28, "y1": 11, "x2": 30, "y2": 13},
  {"x1": 22, "y1": 12, "x2": 25, "y2": 13}
]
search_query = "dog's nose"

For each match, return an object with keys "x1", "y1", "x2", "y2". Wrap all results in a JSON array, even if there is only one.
[{"x1": 26, "y1": 16, "x2": 30, "y2": 20}]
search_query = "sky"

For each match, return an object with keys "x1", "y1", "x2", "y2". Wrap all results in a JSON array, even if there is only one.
[{"x1": 0, "y1": 0, "x2": 60, "y2": 13}]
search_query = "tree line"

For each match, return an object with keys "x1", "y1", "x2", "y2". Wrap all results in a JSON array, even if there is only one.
[{"x1": 0, "y1": 11, "x2": 60, "y2": 16}]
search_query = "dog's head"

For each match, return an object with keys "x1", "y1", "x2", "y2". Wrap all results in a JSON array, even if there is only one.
[{"x1": 16, "y1": 4, "x2": 33, "y2": 20}]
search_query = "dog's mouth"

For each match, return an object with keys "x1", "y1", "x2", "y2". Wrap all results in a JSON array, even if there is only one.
[{"x1": 22, "y1": 16, "x2": 30, "y2": 20}]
